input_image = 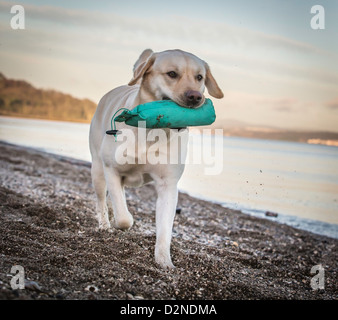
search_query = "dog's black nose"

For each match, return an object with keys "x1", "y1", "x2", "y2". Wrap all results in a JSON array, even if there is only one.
[{"x1": 185, "y1": 90, "x2": 202, "y2": 106}]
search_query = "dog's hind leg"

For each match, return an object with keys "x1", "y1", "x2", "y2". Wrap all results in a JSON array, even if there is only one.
[{"x1": 91, "y1": 159, "x2": 111, "y2": 230}]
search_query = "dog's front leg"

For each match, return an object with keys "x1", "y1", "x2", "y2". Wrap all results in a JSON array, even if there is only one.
[
  {"x1": 103, "y1": 166, "x2": 134, "y2": 230},
  {"x1": 154, "y1": 180, "x2": 178, "y2": 269}
]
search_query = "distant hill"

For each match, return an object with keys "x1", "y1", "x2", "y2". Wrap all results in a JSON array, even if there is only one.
[{"x1": 0, "y1": 73, "x2": 97, "y2": 122}]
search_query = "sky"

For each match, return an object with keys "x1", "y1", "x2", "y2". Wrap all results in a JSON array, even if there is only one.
[{"x1": 0, "y1": 0, "x2": 337, "y2": 132}]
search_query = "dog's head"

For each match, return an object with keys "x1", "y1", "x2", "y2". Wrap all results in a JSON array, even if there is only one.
[{"x1": 128, "y1": 49, "x2": 224, "y2": 108}]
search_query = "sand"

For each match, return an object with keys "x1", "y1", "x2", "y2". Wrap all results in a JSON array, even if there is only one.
[{"x1": 0, "y1": 141, "x2": 337, "y2": 300}]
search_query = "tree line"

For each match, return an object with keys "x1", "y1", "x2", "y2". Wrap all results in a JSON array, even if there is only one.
[{"x1": 0, "y1": 73, "x2": 97, "y2": 122}]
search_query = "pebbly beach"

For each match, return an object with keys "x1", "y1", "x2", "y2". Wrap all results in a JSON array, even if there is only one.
[{"x1": 0, "y1": 141, "x2": 337, "y2": 300}]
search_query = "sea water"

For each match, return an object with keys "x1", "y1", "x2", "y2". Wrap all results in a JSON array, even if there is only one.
[{"x1": 1, "y1": 116, "x2": 337, "y2": 238}]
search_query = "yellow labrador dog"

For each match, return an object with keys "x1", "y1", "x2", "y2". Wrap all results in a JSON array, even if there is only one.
[{"x1": 89, "y1": 49, "x2": 223, "y2": 268}]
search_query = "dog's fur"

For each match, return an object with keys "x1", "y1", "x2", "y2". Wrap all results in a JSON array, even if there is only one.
[{"x1": 89, "y1": 49, "x2": 223, "y2": 268}]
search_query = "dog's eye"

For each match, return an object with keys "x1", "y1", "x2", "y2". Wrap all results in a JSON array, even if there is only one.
[
  {"x1": 167, "y1": 71, "x2": 178, "y2": 79},
  {"x1": 196, "y1": 74, "x2": 203, "y2": 81}
]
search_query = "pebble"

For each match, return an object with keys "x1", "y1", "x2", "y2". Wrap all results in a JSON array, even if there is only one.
[
  {"x1": 126, "y1": 293, "x2": 134, "y2": 300},
  {"x1": 24, "y1": 279, "x2": 43, "y2": 292},
  {"x1": 265, "y1": 211, "x2": 278, "y2": 217},
  {"x1": 85, "y1": 285, "x2": 99, "y2": 293}
]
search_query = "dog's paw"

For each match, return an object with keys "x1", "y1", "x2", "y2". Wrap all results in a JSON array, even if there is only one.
[
  {"x1": 156, "y1": 259, "x2": 175, "y2": 270},
  {"x1": 155, "y1": 252, "x2": 175, "y2": 269},
  {"x1": 98, "y1": 221, "x2": 111, "y2": 231},
  {"x1": 113, "y1": 214, "x2": 134, "y2": 231}
]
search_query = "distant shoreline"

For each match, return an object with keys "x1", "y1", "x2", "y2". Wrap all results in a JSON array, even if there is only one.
[
  {"x1": 0, "y1": 113, "x2": 91, "y2": 124},
  {"x1": 1, "y1": 114, "x2": 338, "y2": 147},
  {"x1": 307, "y1": 138, "x2": 338, "y2": 147}
]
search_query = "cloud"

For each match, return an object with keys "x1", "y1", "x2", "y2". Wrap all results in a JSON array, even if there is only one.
[
  {"x1": 0, "y1": 1, "x2": 106, "y2": 26},
  {"x1": 0, "y1": 1, "x2": 330, "y2": 57},
  {"x1": 4, "y1": 0, "x2": 335, "y2": 89},
  {"x1": 271, "y1": 99, "x2": 298, "y2": 113},
  {"x1": 218, "y1": 91, "x2": 299, "y2": 111},
  {"x1": 325, "y1": 98, "x2": 338, "y2": 110},
  {"x1": 255, "y1": 97, "x2": 300, "y2": 113}
]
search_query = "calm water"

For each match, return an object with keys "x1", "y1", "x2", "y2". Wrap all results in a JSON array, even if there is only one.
[{"x1": 1, "y1": 116, "x2": 337, "y2": 238}]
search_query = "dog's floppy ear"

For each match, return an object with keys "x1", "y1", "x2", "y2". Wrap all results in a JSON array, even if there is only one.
[
  {"x1": 132, "y1": 49, "x2": 153, "y2": 75},
  {"x1": 128, "y1": 50, "x2": 156, "y2": 86},
  {"x1": 204, "y1": 63, "x2": 224, "y2": 99}
]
